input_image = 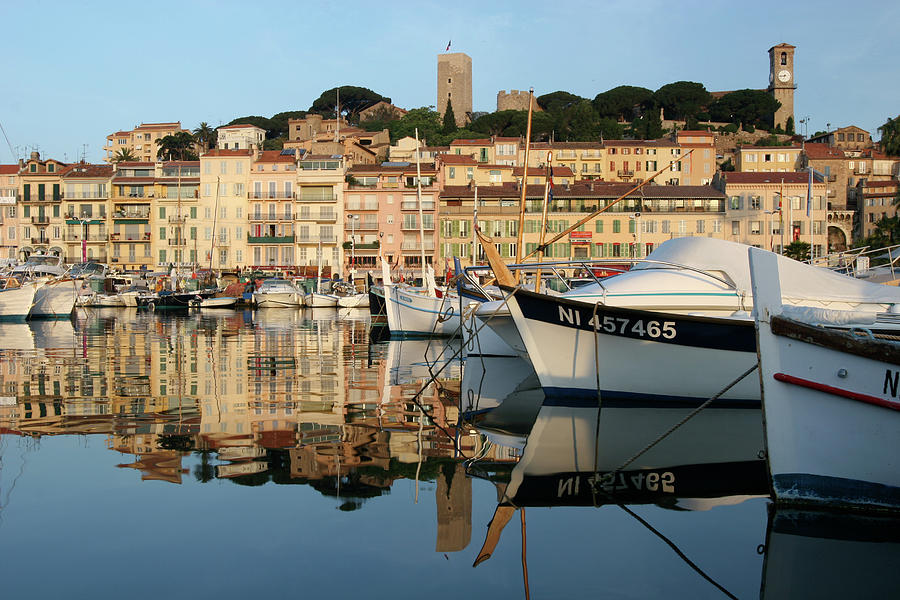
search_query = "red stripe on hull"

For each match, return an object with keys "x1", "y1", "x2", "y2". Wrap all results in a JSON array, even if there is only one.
[{"x1": 773, "y1": 373, "x2": 900, "y2": 412}]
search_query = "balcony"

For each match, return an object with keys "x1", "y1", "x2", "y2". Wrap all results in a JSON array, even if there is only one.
[
  {"x1": 315, "y1": 211, "x2": 337, "y2": 222},
  {"x1": 617, "y1": 170, "x2": 635, "y2": 178},
  {"x1": 401, "y1": 242, "x2": 436, "y2": 252},
  {"x1": 247, "y1": 235, "x2": 295, "y2": 244},
  {"x1": 355, "y1": 221, "x2": 379, "y2": 230},
  {"x1": 63, "y1": 233, "x2": 108, "y2": 242},
  {"x1": 111, "y1": 232, "x2": 152, "y2": 242},
  {"x1": 401, "y1": 202, "x2": 436, "y2": 211},
  {"x1": 167, "y1": 238, "x2": 187, "y2": 246},
  {"x1": 401, "y1": 222, "x2": 435, "y2": 231},
  {"x1": 827, "y1": 175, "x2": 837, "y2": 182},
  {"x1": 248, "y1": 191, "x2": 294, "y2": 200},
  {"x1": 250, "y1": 213, "x2": 293, "y2": 222},
  {"x1": 296, "y1": 235, "x2": 337, "y2": 244},
  {"x1": 113, "y1": 210, "x2": 151, "y2": 220},
  {"x1": 297, "y1": 194, "x2": 339, "y2": 203},
  {"x1": 215, "y1": 235, "x2": 230, "y2": 246},
  {"x1": 65, "y1": 191, "x2": 109, "y2": 199},
  {"x1": 30, "y1": 237, "x2": 50, "y2": 245},
  {"x1": 167, "y1": 215, "x2": 186, "y2": 224},
  {"x1": 23, "y1": 194, "x2": 63, "y2": 203},
  {"x1": 31, "y1": 215, "x2": 50, "y2": 225}
]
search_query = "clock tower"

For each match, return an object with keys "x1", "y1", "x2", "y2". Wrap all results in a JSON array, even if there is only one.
[{"x1": 768, "y1": 43, "x2": 796, "y2": 131}]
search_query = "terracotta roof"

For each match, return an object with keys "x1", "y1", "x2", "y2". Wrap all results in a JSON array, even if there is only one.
[
  {"x1": 450, "y1": 138, "x2": 492, "y2": 146},
  {"x1": 605, "y1": 139, "x2": 677, "y2": 147},
  {"x1": 738, "y1": 145, "x2": 801, "y2": 151},
  {"x1": 136, "y1": 122, "x2": 182, "y2": 130},
  {"x1": 493, "y1": 137, "x2": 520, "y2": 142},
  {"x1": 0, "y1": 165, "x2": 18, "y2": 175},
  {"x1": 513, "y1": 166, "x2": 575, "y2": 177},
  {"x1": 109, "y1": 131, "x2": 131, "y2": 137},
  {"x1": 116, "y1": 161, "x2": 155, "y2": 167},
  {"x1": 61, "y1": 164, "x2": 114, "y2": 178},
  {"x1": 678, "y1": 130, "x2": 715, "y2": 136},
  {"x1": 543, "y1": 141, "x2": 604, "y2": 150},
  {"x1": 348, "y1": 164, "x2": 437, "y2": 175},
  {"x1": 724, "y1": 172, "x2": 822, "y2": 184},
  {"x1": 201, "y1": 149, "x2": 253, "y2": 157},
  {"x1": 803, "y1": 143, "x2": 845, "y2": 159},
  {"x1": 112, "y1": 177, "x2": 155, "y2": 184},
  {"x1": 302, "y1": 154, "x2": 343, "y2": 160},
  {"x1": 217, "y1": 123, "x2": 263, "y2": 130},
  {"x1": 255, "y1": 151, "x2": 297, "y2": 163},
  {"x1": 863, "y1": 180, "x2": 899, "y2": 188},
  {"x1": 161, "y1": 161, "x2": 200, "y2": 167},
  {"x1": 436, "y1": 154, "x2": 478, "y2": 165}
]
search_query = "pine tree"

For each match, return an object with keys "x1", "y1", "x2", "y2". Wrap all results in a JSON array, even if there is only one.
[{"x1": 442, "y1": 99, "x2": 457, "y2": 134}]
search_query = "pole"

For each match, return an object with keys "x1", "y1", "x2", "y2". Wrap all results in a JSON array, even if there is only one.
[
  {"x1": 209, "y1": 176, "x2": 220, "y2": 271},
  {"x1": 515, "y1": 87, "x2": 534, "y2": 272},
  {"x1": 414, "y1": 127, "x2": 428, "y2": 292},
  {"x1": 534, "y1": 152, "x2": 552, "y2": 294},
  {"x1": 472, "y1": 185, "x2": 478, "y2": 266},
  {"x1": 81, "y1": 220, "x2": 87, "y2": 262},
  {"x1": 807, "y1": 166, "x2": 814, "y2": 261}
]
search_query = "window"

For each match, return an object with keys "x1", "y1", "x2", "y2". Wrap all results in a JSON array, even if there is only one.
[
  {"x1": 731, "y1": 221, "x2": 740, "y2": 235},
  {"x1": 696, "y1": 220, "x2": 705, "y2": 234},
  {"x1": 750, "y1": 221, "x2": 761, "y2": 235},
  {"x1": 612, "y1": 220, "x2": 621, "y2": 233},
  {"x1": 220, "y1": 161, "x2": 227, "y2": 175},
  {"x1": 448, "y1": 167, "x2": 456, "y2": 179},
  {"x1": 750, "y1": 196, "x2": 761, "y2": 210},
  {"x1": 729, "y1": 196, "x2": 741, "y2": 210}
]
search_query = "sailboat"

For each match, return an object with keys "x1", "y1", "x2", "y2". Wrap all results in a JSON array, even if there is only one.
[{"x1": 305, "y1": 239, "x2": 339, "y2": 307}]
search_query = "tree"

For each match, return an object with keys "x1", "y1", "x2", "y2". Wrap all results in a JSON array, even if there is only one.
[
  {"x1": 785, "y1": 116, "x2": 795, "y2": 136},
  {"x1": 592, "y1": 85, "x2": 653, "y2": 121},
  {"x1": 193, "y1": 122, "x2": 217, "y2": 151},
  {"x1": 112, "y1": 147, "x2": 137, "y2": 163},
  {"x1": 629, "y1": 108, "x2": 664, "y2": 140},
  {"x1": 386, "y1": 107, "x2": 443, "y2": 145},
  {"x1": 653, "y1": 81, "x2": 712, "y2": 121},
  {"x1": 309, "y1": 86, "x2": 389, "y2": 122},
  {"x1": 708, "y1": 89, "x2": 780, "y2": 130},
  {"x1": 783, "y1": 240, "x2": 811, "y2": 261},
  {"x1": 442, "y1": 99, "x2": 457, "y2": 134},
  {"x1": 536, "y1": 91, "x2": 584, "y2": 114},
  {"x1": 878, "y1": 116, "x2": 900, "y2": 156},
  {"x1": 860, "y1": 215, "x2": 900, "y2": 250},
  {"x1": 156, "y1": 131, "x2": 198, "y2": 161}
]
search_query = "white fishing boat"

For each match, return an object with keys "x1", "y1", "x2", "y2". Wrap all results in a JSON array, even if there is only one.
[
  {"x1": 306, "y1": 291, "x2": 339, "y2": 308},
  {"x1": 488, "y1": 238, "x2": 900, "y2": 406},
  {"x1": 750, "y1": 247, "x2": 900, "y2": 511},
  {"x1": 30, "y1": 278, "x2": 78, "y2": 317},
  {"x1": 0, "y1": 278, "x2": 42, "y2": 321},
  {"x1": 252, "y1": 278, "x2": 304, "y2": 308},
  {"x1": 198, "y1": 296, "x2": 238, "y2": 308},
  {"x1": 337, "y1": 293, "x2": 369, "y2": 309}
]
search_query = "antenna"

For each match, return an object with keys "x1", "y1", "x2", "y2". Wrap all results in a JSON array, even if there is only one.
[{"x1": 81, "y1": 144, "x2": 89, "y2": 163}]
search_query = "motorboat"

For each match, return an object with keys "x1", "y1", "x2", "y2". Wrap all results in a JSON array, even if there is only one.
[
  {"x1": 0, "y1": 277, "x2": 42, "y2": 321},
  {"x1": 751, "y1": 247, "x2": 900, "y2": 511},
  {"x1": 252, "y1": 278, "x2": 304, "y2": 308},
  {"x1": 11, "y1": 254, "x2": 76, "y2": 318}
]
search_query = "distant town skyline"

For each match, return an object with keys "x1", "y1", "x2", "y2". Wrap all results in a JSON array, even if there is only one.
[{"x1": 1, "y1": 0, "x2": 898, "y2": 163}]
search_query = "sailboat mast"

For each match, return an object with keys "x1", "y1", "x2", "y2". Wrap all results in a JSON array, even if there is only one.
[
  {"x1": 208, "y1": 176, "x2": 220, "y2": 271},
  {"x1": 534, "y1": 153, "x2": 553, "y2": 294},
  {"x1": 472, "y1": 185, "x2": 478, "y2": 266},
  {"x1": 515, "y1": 87, "x2": 534, "y2": 270},
  {"x1": 414, "y1": 127, "x2": 427, "y2": 287}
]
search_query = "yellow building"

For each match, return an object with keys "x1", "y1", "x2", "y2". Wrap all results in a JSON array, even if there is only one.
[
  {"x1": 735, "y1": 145, "x2": 802, "y2": 172},
  {"x1": 18, "y1": 151, "x2": 68, "y2": 259},
  {"x1": 199, "y1": 150, "x2": 252, "y2": 270},
  {"x1": 0, "y1": 164, "x2": 19, "y2": 261},
  {"x1": 154, "y1": 161, "x2": 200, "y2": 269},
  {"x1": 104, "y1": 121, "x2": 193, "y2": 163},
  {"x1": 62, "y1": 163, "x2": 113, "y2": 265},
  {"x1": 248, "y1": 150, "x2": 298, "y2": 270},
  {"x1": 296, "y1": 154, "x2": 346, "y2": 273},
  {"x1": 110, "y1": 162, "x2": 154, "y2": 270}
]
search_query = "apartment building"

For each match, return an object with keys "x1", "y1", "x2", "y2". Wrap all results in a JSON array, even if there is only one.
[
  {"x1": 807, "y1": 126, "x2": 873, "y2": 151},
  {"x1": 439, "y1": 182, "x2": 727, "y2": 267},
  {"x1": 0, "y1": 165, "x2": 19, "y2": 260},
  {"x1": 217, "y1": 123, "x2": 265, "y2": 150},
  {"x1": 248, "y1": 150, "x2": 297, "y2": 270},
  {"x1": 735, "y1": 145, "x2": 802, "y2": 172},
  {"x1": 104, "y1": 122, "x2": 193, "y2": 163},
  {"x1": 62, "y1": 164, "x2": 113, "y2": 264},
  {"x1": 344, "y1": 162, "x2": 439, "y2": 275},
  {"x1": 859, "y1": 179, "x2": 899, "y2": 238},
  {"x1": 296, "y1": 154, "x2": 345, "y2": 274},
  {"x1": 154, "y1": 161, "x2": 201, "y2": 268},
  {"x1": 535, "y1": 142, "x2": 605, "y2": 180},
  {"x1": 200, "y1": 150, "x2": 251, "y2": 270},
  {"x1": 18, "y1": 152, "x2": 68, "y2": 258},
  {"x1": 716, "y1": 171, "x2": 827, "y2": 255},
  {"x1": 110, "y1": 162, "x2": 155, "y2": 270},
  {"x1": 675, "y1": 130, "x2": 717, "y2": 185}
]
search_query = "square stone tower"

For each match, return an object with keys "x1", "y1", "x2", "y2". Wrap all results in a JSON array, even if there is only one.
[
  {"x1": 768, "y1": 43, "x2": 796, "y2": 131},
  {"x1": 437, "y1": 53, "x2": 472, "y2": 127}
]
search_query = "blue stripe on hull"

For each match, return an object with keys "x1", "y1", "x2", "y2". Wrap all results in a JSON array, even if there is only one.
[
  {"x1": 542, "y1": 386, "x2": 760, "y2": 409},
  {"x1": 773, "y1": 473, "x2": 900, "y2": 511}
]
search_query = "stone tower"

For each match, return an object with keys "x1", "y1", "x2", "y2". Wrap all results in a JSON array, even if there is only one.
[
  {"x1": 437, "y1": 53, "x2": 472, "y2": 127},
  {"x1": 768, "y1": 43, "x2": 796, "y2": 131}
]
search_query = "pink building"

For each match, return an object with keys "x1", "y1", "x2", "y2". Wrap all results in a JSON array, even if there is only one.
[{"x1": 344, "y1": 162, "x2": 439, "y2": 280}]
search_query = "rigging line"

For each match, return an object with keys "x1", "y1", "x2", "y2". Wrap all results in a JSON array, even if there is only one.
[
  {"x1": 617, "y1": 503, "x2": 739, "y2": 600},
  {"x1": 401, "y1": 284, "x2": 524, "y2": 459},
  {"x1": 0, "y1": 120, "x2": 15, "y2": 160}
]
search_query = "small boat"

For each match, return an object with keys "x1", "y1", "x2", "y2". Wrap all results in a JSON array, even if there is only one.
[
  {"x1": 196, "y1": 295, "x2": 238, "y2": 308},
  {"x1": 252, "y1": 278, "x2": 303, "y2": 308},
  {"x1": 12, "y1": 253, "x2": 77, "y2": 318},
  {"x1": 368, "y1": 285, "x2": 387, "y2": 317},
  {"x1": 0, "y1": 277, "x2": 42, "y2": 321},
  {"x1": 337, "y1": 293, "x2": 369, "y2": 308},
  {"x1": 751, "y1": 247, "x2": 900, "y2": 511},
  {"x1": 305, "y1": 291, "x2": 339, "y2": 308}
]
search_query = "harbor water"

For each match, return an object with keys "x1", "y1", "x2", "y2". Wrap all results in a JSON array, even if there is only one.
[{"x1": 0, "y1": 309, "x2": 897, "y2": 599}]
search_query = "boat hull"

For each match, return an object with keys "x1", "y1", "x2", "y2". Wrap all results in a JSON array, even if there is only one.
[
  {"x1": 505, "y1": 288, "x2": 760, "y2": 406},
  {"x1": 306, "y1": 293, "x2": 339, "y2": 308},
  {"x1": 384, "y1": 285, "x2": 461, "y2": 337},
  {"x1": 0, "y1": 282, "x2": 41, "y2": 321},
  {"x1": 30, "y1": 280, "x2": 77, "y2": 317},
  {"x1": 337, "y1": 293, "x2": 369, "y2": 309},
  {"x1": 253, "y1": 291, "x2": 303, "y2": 308}
]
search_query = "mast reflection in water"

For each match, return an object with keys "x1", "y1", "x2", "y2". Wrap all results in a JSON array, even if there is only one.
[{"x1": 0, "y1": 310, "x2": 896, "y2": 598}]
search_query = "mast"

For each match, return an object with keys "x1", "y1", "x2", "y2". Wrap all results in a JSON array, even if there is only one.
[
  {"x1": 208, "y1": 176, "x2": 220, "y2": 271},
  {"x1": 471, "y1": 184, "x2": 478, "y2": 266},
  {"x1": 534, "y1": 152, "x2": 552, "y2": 293},
  {"x1": 515, "y1": 88, "x2": 534, "y2": 273},
  {"x1": 316, "y1": 238, "x2": 322, "y2": 294},
  {"x1": 414, "y1": 127, "x2": 428, "y2": 293},
  {"x1": 807, "y1": 166, "x2": 814, "y2": 261}
]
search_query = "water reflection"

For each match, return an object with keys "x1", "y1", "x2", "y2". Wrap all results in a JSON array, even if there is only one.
[{"x1": 0, "y1": 312, "x2": 898, "y2": 597}]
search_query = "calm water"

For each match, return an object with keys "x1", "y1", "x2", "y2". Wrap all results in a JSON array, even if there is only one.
[{"x1": 0, "y1": 309, "x2": 897, "y2": 599}]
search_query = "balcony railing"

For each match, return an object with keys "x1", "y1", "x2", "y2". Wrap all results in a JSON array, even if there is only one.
[
  {"x1": 617, "y1": 170, "x2": 635, "y2": 177},
  {"x1": 400, "y1": 242, "x2": 436, "y2": 251},
  {"x1": 355, "y1": 221, "x2": 379, "y2": 230},
  {"x1": 250, "y1": 213, "x2": 293, "y2": 222},
  {"x1": 111, "y1": 232, "x2": 152, "y2": 242},
  {"x1": 167, "y1": 238, "x2": 187, "y2": 246},
  {"x1": 113, "y1": 211, "x2": 151, "y2": 219},
  {"x1": 30, "y1": 237, "x2": 50, "y2": 245},
  {"x1": 247, "y1": 235, "x2": 295, "y2": 244},
  {"x1": 31, "y1": 215, "x2": 50, "y2": 225},
  {"x1": 296, "y1": 235, "x2": 337, "y2": 244},
  {"x1": 401, "y1": 223, "x2": 435, "y2": 231},
  {"x1": 297, "y1": 194, "x2": 339, "y2": 203},
  {"x1": 23, "y1": 194, "x2": 63, "y2": 203},
  {"x1": 167, "y1": 215, "x2": 186, "y2": 224},
  {"x1": 63, "y1": 233, "x2": 108, "y2": 242},
  {"x1": 65, "y1": 191, "x2": 109, "y2": 199},
  {"x1": 248, "y1": 191, "x2": 295, "y2": 199},
  {"x1": 401, "y1": 202, "x2": 436, "y2": 211}
]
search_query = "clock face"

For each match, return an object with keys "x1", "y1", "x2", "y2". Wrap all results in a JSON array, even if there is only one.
[{"x1": 777, "y1": 69, "x2": 791, "y2": 83}]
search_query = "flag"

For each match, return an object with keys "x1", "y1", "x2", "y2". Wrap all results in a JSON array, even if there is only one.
[
  {"x1": 806, "y1": 168, "x2": 813, "y2": 218},
  {"x1": 445, "y1": 40, "x2": 451, "y2": 52}
]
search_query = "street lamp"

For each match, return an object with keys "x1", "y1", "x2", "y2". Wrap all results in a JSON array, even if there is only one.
[
  {"x1": 347, "y1": 214, "x2": 359, "y2": 281},
  {"x1": 80, "y1": 218, "x2": 89, "y2": 263}
]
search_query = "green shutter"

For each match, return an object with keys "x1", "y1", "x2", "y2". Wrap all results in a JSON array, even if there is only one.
[
  {"x1": 452, "y1": 220, "x2": 460, "y2": 237},
  {"x1": 190, "y1": 207, "x2": 197, "y2": 219},
  {"x1": 613, "y1": 220, "x2": 621, "y2": 233},
  {"x1": 595, "y1": 220, "x2": 603, "y2": 233},
  {"x1": 23, "y1": 184, "x2": 30, "y2": 200},
  {"x1": 52, "y1": 184, "x2": 60, "y2": 201},
  {"x1": 53, "y1": 205, "x2": 60, "y2": 217},
  {"x1": 159, "y1": 227, "x2": 166, "y2": 240},
  {"x1": 159, "y1": 207, "x2": 166, "y2": 219},
  {"x1": 628, "y1": 219, "x2": 635, "y2": 234},
  {"x1": 23, "y1": 205, "x2": 30, "y2": 218}
]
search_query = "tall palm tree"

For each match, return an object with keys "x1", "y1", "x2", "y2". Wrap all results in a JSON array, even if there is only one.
[
  {"x1": 193, "y1": 122, "x2": 217, "y2": 152},
  {"x1": 112, "y1": 147, "x2": 137, "y2": 163},
  {"x1": 156, "y1": 132, "x2": 198, "y2": 161}
]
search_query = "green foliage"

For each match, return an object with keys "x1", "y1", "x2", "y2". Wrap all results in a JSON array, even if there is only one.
[
  {"x1": 536, "y1": 90, "x2": 585, "y2": 113},
  {"x1": 263, "y1": 138, "x2": 284, "y2": 151},
  {"x1": 592, "y1": 85, "x2": 653, "y2": 121},
  {"x1": 785, "y1": 116, "x2": 795, "y2": 135},
  {"x1": 783, "y1": 240, "x2": 811, "y2": 261},
  {"x1": 753, "y1": 134, "x2": 793, "y2": 147},
  {"x1": 720, "y1": 157, "x2": 735, "y2": 171},
  {"x1": 653, "y1": 81, "x2": 711, "y2": 121},
  {"x1": 860, "y1": 216, "x2": 900, "y2": 250},
  {"x1": 878, "y1": 116, "x2": 900, "y2": 156},
  {"x1": 228, "y1": 115, "x2": 275, "y2": 136},
  {"x1": 309, "y1": 86, "x2": 389, "y2": 122},
  {"x1": 719, "y1": 123, "x2": 739, "y2": 134},
  {"x1": 386, "y1": 107, "x2": 443, "y2": 145},
  {"x1": 442, "y1": 99, "x2": 457, "y2": 134},
  {"x1": 708, "y1": 89, "x2": 780, "y2": 130},
  {"x1": 193, "y1": 122, "x2": 217, "y2": 151},
  {"x1": 629, "y1": 109, "x2": 664, "y2": 140},
  {"x1": 155, "y1": 131, "x2": 198, "y2": 161},
  {"x1": 112, "y1": 147, "x2": 136, "y2": 163}
]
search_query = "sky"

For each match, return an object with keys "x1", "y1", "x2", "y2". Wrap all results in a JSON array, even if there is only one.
[{"x1": 1, "y1": 0, "x2": 898, "y2": 164}]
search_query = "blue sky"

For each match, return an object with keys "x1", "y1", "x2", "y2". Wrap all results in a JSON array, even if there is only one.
[{"x1": 1, "y1": 0, "x2": 897, "y2": 163}]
